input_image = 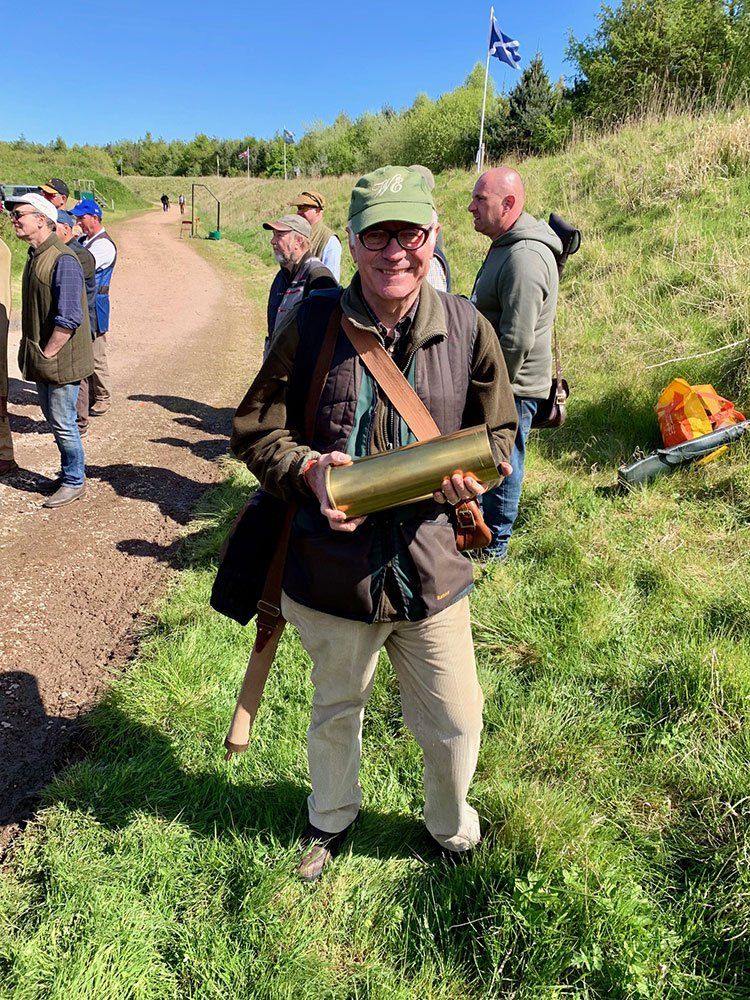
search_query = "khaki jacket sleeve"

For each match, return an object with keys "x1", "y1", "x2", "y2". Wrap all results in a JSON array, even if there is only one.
[
  {"x1": 462, "y1": 311, "x2": 518, "y2": 473},
  {"x1": 230, "y1": 316, "x2": 321, "y2": 501}
]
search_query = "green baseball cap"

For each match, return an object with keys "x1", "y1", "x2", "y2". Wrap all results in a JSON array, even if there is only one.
[{"x1": 348, "y1": 166, "x2": 435, "y2": 234}]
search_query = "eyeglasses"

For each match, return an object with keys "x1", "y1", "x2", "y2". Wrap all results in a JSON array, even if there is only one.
[
  {"x1": 358, "y1": 227, "x2": 432, "y2": 251},
  {"x1": 10, "y1": 209, "x2": 35, "y2": 220}
]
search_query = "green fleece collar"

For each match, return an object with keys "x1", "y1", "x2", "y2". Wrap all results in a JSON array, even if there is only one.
[{"x1": 341, "y1": 273, "x2": 447, "y2": 351}]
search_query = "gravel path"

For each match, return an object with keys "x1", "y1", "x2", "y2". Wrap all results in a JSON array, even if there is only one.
[{"x1": 0, "y1": 209, "x2": 258, "y2": 851}]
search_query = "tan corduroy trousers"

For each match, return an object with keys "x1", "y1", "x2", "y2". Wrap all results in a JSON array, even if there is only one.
[
  {"x1": 90, "y1": 334, "x2": 111, "y2": 402},
  {"x1": 281, "y1": 592, "x2": 484, "y2": 852}
]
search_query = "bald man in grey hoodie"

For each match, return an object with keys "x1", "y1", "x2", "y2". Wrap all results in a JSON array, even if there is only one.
[{"x1": 469, "y1": 167, "x2": 562, "y2": 560}]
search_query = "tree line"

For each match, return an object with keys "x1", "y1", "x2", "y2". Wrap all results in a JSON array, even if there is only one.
[{"x1": 11, "y1": 0, "x2": 749, "y2": 179}]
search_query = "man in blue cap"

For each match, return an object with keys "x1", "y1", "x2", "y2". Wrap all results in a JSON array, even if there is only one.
[{"x1": 70, "y1": 199, "x2": 117, "y2": 417}]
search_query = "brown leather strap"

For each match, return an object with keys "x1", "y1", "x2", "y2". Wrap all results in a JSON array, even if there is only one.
[
  {"x1": 553, "y1": 327, "x2": 563, "y2": 398},
  {"x1": 254, "y1": 303, "x2": 342, "y2": 651},
  {"x1": 340, "y1": 315, "x2": 439, "y2": 442}
]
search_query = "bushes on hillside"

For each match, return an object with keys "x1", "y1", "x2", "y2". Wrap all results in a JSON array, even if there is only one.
[
  {"x1": 568, "y1": 0, "x2": 750, "y2": 122},
  {"x1": 82, "y1": 0, "x2": 750, "y2": 179}
]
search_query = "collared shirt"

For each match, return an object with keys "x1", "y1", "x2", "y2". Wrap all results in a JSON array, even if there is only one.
[
  {"x1": 361, "y1": 293, "x2": 419, "y2": 360},
  {"x1": 48, "y1": 251, "x2": 83, "y2": 330},
  {"x1": 81, "y1": 227, "x2": 116, "y2": 271},
  {"x1": 320, "y1": 234, "x2": 342, "y2": 281}
]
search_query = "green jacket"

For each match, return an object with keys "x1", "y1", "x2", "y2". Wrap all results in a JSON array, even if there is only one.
[
  {"x1": 471, "y1": 212, "x2": 562, "y2": 398},
  {"x1": 18, "y1": 234, "x2": 94, "y2": 386}
]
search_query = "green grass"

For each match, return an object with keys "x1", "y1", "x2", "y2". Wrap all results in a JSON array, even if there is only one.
[{"x1": 2, "y1": 109, "x2": 750, "y2": 998}]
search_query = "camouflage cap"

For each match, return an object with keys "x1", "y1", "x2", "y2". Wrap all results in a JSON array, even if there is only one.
[
  {"x1": 348, "y1": 166, "x2": 434, "y2": 234},
  {"x1": 291, "y1": 190, "x2": 325, "y2": 210}
]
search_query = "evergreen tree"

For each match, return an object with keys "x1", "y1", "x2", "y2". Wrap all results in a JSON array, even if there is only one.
[{"x1": 506, "y1": 54, "x2": 556, "y2": 153}]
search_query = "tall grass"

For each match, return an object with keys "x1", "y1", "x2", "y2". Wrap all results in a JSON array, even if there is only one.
[{"x1": 2, "y1": 109, "x2": 750, "y2": 998}]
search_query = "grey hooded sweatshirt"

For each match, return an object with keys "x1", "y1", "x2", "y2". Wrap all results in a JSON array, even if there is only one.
[{"x1": 471, "y1": 212, "x2": 562, "y2": 398}]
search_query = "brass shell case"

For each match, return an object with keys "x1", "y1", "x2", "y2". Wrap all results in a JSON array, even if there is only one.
[{"x1": 325, "y1": 424, "x2": 497, "y2": 519}]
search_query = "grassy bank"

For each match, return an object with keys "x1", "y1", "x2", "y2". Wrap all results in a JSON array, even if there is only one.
[
  {"x1": 2, "y1": 109, "x2": 750, "y2": 998},
  {"x1": 1, "y1": 143, "x2": 149, "y2": 282}
]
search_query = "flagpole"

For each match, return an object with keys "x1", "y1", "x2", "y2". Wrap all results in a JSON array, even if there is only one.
[{"x1": 477, "y1": 6, "x2": 494, "y2": 174}]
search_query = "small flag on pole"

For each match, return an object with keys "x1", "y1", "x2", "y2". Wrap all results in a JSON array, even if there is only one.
[
  {"x1": 488, "y1": 15, "x2": 521, "y2": 69},
  {"x1": 238, "y1": 148, "x2": 250, "y2": 160},
  {"x1": 283, "y1": 129, "x2": 295, "y2": 145}
]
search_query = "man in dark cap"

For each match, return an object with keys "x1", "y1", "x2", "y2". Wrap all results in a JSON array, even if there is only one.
[
  {"x1": 290, "y1": 191, "x2": 341, "y2": 281},
  {"x1": 263, "y1": 214, "x2": 337, "y2": 358},
  {"x1": 39, "y1": 179, "x2": 69, "y2": 210}
]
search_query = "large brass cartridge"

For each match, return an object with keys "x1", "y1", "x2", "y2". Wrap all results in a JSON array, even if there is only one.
[{"x1": 325, "y1": 424, "x2": 498, "y2": 519}]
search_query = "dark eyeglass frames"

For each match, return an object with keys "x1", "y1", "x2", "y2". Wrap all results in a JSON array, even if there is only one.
[{"x1": 358, "y1": 227, "x2": 432, "y2": 252}]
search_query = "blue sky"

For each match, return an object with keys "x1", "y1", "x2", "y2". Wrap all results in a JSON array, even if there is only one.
[{"x1": 4, "y1": 0, "x2": 602, "y2": 145}]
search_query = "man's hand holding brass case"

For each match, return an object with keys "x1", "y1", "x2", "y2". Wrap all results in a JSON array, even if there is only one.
[{"x1": 325, "y1": 425, "x2": 498, "y2": 519}]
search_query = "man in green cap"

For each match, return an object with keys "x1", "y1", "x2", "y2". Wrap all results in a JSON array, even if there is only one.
[{"x1": 232, "y1": 166, "x2": 517, "y2": 880}]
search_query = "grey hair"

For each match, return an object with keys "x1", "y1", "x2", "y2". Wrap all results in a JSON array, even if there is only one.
[{"x1": 38, "y1": 214, "x2": 56, "y2": 231}]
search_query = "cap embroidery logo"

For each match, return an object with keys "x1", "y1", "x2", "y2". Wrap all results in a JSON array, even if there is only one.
[{"x1": 373, "y1": 174, "x2": 404, "y2": 197}]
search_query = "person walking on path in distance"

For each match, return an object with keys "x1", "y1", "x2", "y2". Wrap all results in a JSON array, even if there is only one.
[
  {"x1": 0, "y1": 225, "x2": 16, "y2": 475},
  {"x1": 468, "y1": 166, "x2": 561, "y2": 561},
  {"x1": 263, "y1": 214, "x2": 337, "y2": 359},
  {"x1": 161, "y1": 193, "x2": 170, "y2": 212},
  {"x1": 290, "y1": 190, "x2": 342, "y2": 281},
  {"x1": 71, "y1": 198, "x2": 117, "y2": 418},
  {"x1": 6, "y1": 192, "x2": 93, "y2": 508},
  {"x1": 178, "y1": 193, "x2": 186, "y2": 215},
  {"x1": 232, "y1": 166, "x2": 517, "y2": 880}
]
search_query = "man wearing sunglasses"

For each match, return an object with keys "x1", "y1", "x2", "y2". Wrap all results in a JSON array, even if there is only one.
[
  {"x1": 232, "y1": 166, "x2": 517, "y2": 879},
  {"x1": 6, "y1": 192, "x2": 93, "y2": 507}
]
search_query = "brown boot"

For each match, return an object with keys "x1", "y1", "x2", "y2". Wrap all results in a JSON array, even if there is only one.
[
  {"x1": 0, "y1": 458, "x2": 19, "y2": 476},
  {"x1": 296, "y1": 822, "x2": 353, "y2": 882}
]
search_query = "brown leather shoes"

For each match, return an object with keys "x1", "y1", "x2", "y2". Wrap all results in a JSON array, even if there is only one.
[
  {"x1": 297, "y1": 822, "x2": 353, "y2": 882},
  {"x1": 89, "y1": 399, "x2": 110, "y2": 416},
  {"x1": 0, "y1": 458, "x2": 18, "y2": 476},
  {"x1": 43, "y1": 483, "x2": 86, "y2": 508}
]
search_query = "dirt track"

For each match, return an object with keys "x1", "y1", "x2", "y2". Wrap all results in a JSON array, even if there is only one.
[{"x1": 0, "y1": 209, "x2": 259, "y2": 850}]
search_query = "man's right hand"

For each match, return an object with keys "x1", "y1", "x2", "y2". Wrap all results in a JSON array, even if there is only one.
[{"x1": 303, "y1": 451, "x2": 367, "y2": 533}]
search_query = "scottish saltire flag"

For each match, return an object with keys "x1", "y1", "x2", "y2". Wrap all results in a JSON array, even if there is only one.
[
  {"x1": 489, "y1": 16, "x2": 521, "y2": 69},
  {"x1": 283, "y1": 129, "x2": 296, "y2": 144}
]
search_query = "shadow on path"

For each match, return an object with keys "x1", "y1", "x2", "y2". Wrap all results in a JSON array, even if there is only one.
[
  {"x1": 129, "y1": 394, "x2": 235, "y2": 437},
  {"x1": 0, "y1": 671, "x2": 88, "y2": 845},
  {"x1": 86, "y1": 463, "x2": 210, "y2": 524}
]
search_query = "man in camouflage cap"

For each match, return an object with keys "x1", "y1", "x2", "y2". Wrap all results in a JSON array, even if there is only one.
[
  {"x1": 232, "y1": 166, "x2": 517, "y2": 879},
  {"x1": 290, "y1": 189, "x2": 342, "y2": 281}
]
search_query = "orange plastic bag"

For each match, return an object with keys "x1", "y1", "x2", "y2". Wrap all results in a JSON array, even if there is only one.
[{"x1": 656, "y1": 378, "x2": 746, "y2": 447}]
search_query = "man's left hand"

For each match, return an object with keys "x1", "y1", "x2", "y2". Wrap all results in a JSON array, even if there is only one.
[{"x1": 433, "y1": 462, "x2": 512, "y2": 505}]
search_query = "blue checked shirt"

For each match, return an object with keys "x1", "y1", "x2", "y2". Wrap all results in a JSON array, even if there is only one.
[{"x1": 50, "y1": 253, "x2": 84, "y2": 330}]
